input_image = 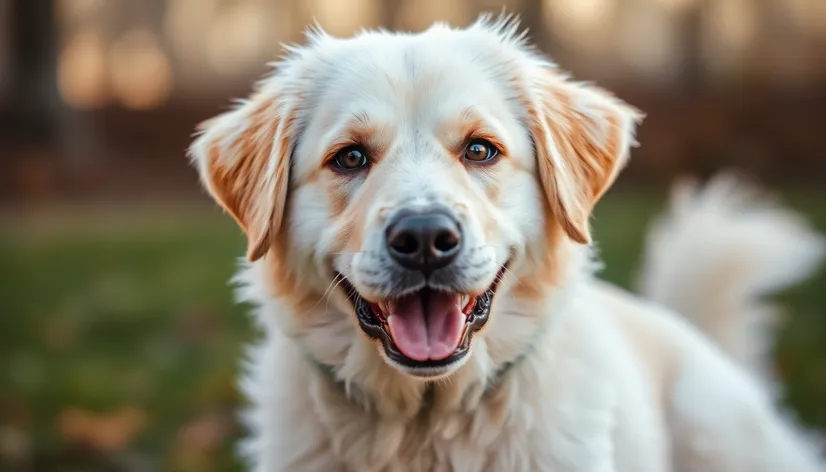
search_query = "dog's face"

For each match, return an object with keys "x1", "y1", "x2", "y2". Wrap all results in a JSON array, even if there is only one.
[{"x1": 190, "y1": 18, "x2": 641, "y2": 380}]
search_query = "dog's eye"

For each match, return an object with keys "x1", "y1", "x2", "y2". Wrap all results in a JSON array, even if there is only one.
[
  {"x1": 332, "y1": 146, "x2": 369, "y2": 171},
  {"x1": 463, "y1": 138, "x2": 499, "y2": 163}
]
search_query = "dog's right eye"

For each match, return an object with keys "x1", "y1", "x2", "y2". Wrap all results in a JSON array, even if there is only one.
[
  {"x1": 332, "y1": 146, "x2": 369, "y2": 171},
  {"x1": 463, "y1": 138, "x2": 499, "y2": 164}
]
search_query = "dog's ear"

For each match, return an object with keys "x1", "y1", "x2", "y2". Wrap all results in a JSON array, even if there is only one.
[
  {"x1": 189, "y1": 79, "x2": 295, "y2": 262},
  {"x1": 530, "y1": 69, "x2": 643, "y2": 244}
]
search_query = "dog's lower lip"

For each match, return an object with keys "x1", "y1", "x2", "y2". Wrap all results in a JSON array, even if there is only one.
[{"x1": 337, "y1": 263, "x2": 509, "y2": 372}]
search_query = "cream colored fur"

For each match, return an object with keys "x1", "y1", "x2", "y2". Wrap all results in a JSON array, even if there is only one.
[
  {"x1": 639, "y1": 173, "x2": 825, "y2": 383},
  {"x1": 189, "y1": 16, "x2": 826, "y2": 472}
]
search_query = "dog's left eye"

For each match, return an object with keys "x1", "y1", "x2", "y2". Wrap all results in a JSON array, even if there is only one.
[
  {"x1": 332, "y1": 146, "x2": 369, "y2": 171},
  {"x1": 463, "y1": 138, "x2": 499, "y2": 163}
]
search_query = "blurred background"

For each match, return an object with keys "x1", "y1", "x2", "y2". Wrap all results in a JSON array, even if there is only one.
[{"x1": 0, "y1": 0, "x2": 824, "y2": 470}]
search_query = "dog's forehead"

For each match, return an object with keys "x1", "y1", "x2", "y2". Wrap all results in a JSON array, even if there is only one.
[
  {"x1": 289, "y1": 25, "x2": 532, "y2": 178},
  {"x1": 312, "y1": 29, "x2": 521, "y2": 111}
]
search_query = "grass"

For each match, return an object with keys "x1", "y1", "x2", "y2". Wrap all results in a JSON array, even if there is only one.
[{"x1": 0, "y1": 191, "x2": 824, "y2": 471}]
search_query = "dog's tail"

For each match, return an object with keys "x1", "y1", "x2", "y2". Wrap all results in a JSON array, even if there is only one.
[{"x1": 637, "y1": 173, "x2": 824, "y2": 380}]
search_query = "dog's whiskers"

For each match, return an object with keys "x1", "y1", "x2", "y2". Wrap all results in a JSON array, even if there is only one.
[
  {"x1": 299, "y1": 268, "x2": 356, "y2": 318},
  {"x1": 323, "y1": 269, "x2": 355, "y2": 316},
  {"x1": 499, "y1": 264, "x2": 524, "y2": 289},
  {"x1": 299, "y1": 273, "x2": 345, "y2": 317}
]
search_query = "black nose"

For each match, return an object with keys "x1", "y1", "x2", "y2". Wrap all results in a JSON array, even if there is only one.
[{"x1": 386, "y1": 210, "x2": 462, "y2": 273}]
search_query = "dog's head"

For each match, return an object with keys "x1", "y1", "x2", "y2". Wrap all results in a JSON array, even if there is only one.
[{"x1": 190, "y1": 17, "x2": 641, "y2": 381}]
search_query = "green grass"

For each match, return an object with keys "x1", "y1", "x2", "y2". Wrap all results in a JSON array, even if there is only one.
[
  {"x1": 0, "y1": 208, "x2": 249, "y2": 471},
  {"x1": 0, "y1": 192, "x2": 824, "y2": 471}
]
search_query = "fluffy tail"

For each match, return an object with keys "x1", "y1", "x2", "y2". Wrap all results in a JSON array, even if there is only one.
[{"x1": 638, "y1": 173, "x2": 824, "y2": 380}]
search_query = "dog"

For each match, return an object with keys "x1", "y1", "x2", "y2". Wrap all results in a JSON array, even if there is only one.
[{"x1": 189, "y1": 15, "x2": 826, "y2": 472}]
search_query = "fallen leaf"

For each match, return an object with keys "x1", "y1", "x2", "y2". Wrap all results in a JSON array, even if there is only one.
[
  {"x1": 58, "y1": 406, "x2": 146, "y2": 453},
  {"x1": 170, "y1": 410, "x2": 233, "y2": 472}
]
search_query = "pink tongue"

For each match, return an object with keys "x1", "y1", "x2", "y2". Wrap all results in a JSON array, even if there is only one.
[{"x1": 386, "y1": 291, "x2": 465, "y2": 362}]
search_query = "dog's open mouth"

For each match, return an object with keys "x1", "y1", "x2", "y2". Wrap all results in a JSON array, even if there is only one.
[{"x1": 339, "y1": 266, "x2": 507, "y2": 374}]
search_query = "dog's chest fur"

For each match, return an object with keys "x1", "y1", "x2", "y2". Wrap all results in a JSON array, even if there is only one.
[
  {"x1": 312, "y1": 373, "x2": 617, "y2": 472},
  {"x1": 238, "y1": 299, "x2": 649, "y2": 472}
]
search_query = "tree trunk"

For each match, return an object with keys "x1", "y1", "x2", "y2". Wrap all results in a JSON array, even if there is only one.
[
  {"x1": 1, "y1": 0, "x2": 63, "y2": 203},
  {"x1": 381, "y1": 0, "x2": 401, "y2": 29},
  {"x1": 677, "y1": 0, "x2": 705, "y2": 92},
  {"x1": 520, "y1": 0, "x2": 546, "y2": 52},
  {"x1": 6, "y1": 0, "x2": 61, "y2": 149}
]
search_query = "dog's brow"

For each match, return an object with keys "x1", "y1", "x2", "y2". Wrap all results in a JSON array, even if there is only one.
[
  {"x1": 461, "y1": 106, "x2": 480, "y2": 122},
  {"x1": 342, "y1": 110, "x2": 382, "y2": 134},
  {"x1": 354, "y1": 111, "x2": 372, "y2": 128},
  {"x1": 322, "y1": 112, "x2": 375, "y2": 145},
  {"x1": 441, "y1": 107, "x2": 510, "y2": 155},
  {"x1": 321, "y1": 112, "x2": 389, "y2": 159}
]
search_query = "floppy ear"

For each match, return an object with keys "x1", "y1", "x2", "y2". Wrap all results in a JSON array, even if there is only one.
[
  {"x1": 530, "y1": 69, "x2": 643, "y2": 244},
  {"x1": 188, "y1": 81, "x2": 294, "y2": 262}
]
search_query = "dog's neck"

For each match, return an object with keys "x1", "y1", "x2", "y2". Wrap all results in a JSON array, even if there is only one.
[{"x1": 303, "y1": 316, "x2": 549, "y2": 415}]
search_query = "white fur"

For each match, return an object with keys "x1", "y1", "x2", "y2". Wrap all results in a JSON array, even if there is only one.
[
  {"x1": 190, "y1": 16, "x2": 826, "y2": 472},
  {"x1": 639, "y1": 173, "x2": 825, "y2": 382}
]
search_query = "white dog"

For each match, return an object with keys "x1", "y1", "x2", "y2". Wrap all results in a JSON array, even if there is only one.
[{"x1": 189, "y1": 16, "x2": 826, "y2": 472}]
